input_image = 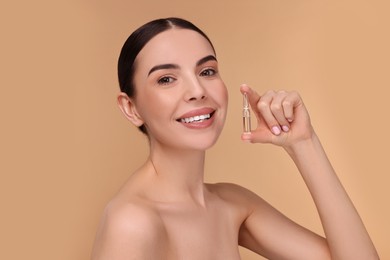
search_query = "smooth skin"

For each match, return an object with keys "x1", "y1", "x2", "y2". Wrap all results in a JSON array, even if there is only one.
[{"x1": 91, "y1": 29, "x2": 379, "y2": 260}]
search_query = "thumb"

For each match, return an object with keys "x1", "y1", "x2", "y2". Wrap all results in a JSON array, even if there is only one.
[
  {"x1": 241, "y1": 127, "x2": 275, "y2": 144},
  {"x1": 239, "y1": 84, "x2": 261, "y2": 112}
]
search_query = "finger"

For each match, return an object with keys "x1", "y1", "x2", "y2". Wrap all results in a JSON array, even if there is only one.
[
  {"x1": 258, "y1": 90, "x2": 283, "y2": 135},
  {"x1": 241, "y1": 128, "x2": 273, "y2": 144},
  {"x1": 282, "y1": 91, "x2": 301, "y2": 123},
  {"x1": 270, "y1": 91, "x2": 291, "y2": 132},
  {"x1": 239, "y1": 84, "x2": 261, "y2": 114}
]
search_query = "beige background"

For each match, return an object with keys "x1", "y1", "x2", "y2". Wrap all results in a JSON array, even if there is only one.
[{"x1": 1, "y1": 0, "x2": 389, "y2": 259}]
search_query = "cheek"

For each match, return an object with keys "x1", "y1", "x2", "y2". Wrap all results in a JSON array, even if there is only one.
[
  {"x1": 213, "y1": 81, "x2": 229, "y2": 108},
  {"x1": 136, "y1": 90, "x2": 177, "y2": 122}
]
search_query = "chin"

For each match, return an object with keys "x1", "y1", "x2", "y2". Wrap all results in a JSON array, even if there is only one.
[
  {"x1": 179, "y1": 129, "x2": 223, "y2": 151},
  {"x1": 148, "y1": 119, "x2": 225, "y2": 151}
]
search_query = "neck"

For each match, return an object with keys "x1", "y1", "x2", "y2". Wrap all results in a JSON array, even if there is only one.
[{"x1": 146, "y1": 142, "x2": 207, "y2": 205}]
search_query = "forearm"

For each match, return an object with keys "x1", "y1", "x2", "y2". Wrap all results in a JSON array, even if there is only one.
[{"x1": 285, "y1": 133, "x2": 379, "y2": 260}]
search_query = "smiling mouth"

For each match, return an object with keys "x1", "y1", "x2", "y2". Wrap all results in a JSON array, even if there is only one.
[{"x1": 177, "y1": 111, "x2": 215, "y2": 123}]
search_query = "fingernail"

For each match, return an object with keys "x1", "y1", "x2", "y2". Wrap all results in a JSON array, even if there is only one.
[
  {"x1": 287, "y1": 118, "x2": 293, "y2": 122},
  {"x1": 242, "y1": 133, "x2": 252, "y2": 143},
  {"x1": 272, "y1": 126, "x2": 281, "y2": 135},
  {"x1": 282, "y1": 125, "x2": 289, "y2": 132}
]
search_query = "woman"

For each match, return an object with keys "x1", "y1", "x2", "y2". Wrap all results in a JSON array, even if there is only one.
[{"x1": 91, "y1": 18, "x2": 378, "y2": 259}]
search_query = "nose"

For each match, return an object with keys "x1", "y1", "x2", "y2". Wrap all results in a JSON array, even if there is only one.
[{"x1": 183, "y1": 75, "x2": 207, "y2": 102}]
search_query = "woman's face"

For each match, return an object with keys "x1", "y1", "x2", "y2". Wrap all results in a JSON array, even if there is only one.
[{"x1": 132, "y1": 28, "x2": 228, "y2": 151}]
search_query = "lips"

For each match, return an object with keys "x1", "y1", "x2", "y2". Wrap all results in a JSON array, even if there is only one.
[
  {"x1": 176, "y1": 108, "x2": 216, "y2": 128},
  {"x1": 179, "y1": 113, "x2": 213, "y2": 123}
]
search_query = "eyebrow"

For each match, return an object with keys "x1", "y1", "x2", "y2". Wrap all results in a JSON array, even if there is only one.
[
  {"x1": 148, "y1": 64, "x2": 179, "y2": 76},
  {"x1": 196, "y1": 55, "x2": 217, "y2": 67},
  {"x1": 147, "y1": 55, "x2": 217, "y2": 76}
]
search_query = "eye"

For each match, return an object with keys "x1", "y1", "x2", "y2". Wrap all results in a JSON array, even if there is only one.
[
  {"x1": 200, "y1": 68, "x2": 217, "y2": 77},
  {"x1": 157, "y1": 76, "x2": 176, "y2": 85}
]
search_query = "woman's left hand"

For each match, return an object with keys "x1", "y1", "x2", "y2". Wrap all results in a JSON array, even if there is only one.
[{"x1": 240, "y1": 84, "x2": 314, "y2": 147}]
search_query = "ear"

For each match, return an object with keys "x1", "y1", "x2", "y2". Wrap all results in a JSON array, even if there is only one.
[{"x1": 117, "y1": 92, "x2": 144, "y2": 127}]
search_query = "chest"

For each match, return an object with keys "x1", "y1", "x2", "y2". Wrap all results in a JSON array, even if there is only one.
[{"x1": 157, "y1": 202, "x2": 244, "y2": 259}]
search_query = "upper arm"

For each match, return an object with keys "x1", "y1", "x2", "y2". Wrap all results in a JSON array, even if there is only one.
[
  {"x1": 91, "y1": 202, "x2": 167, "y2": 260},
  {"x1": 235, "y1": 186, "x2": 331, "y2": 259}
]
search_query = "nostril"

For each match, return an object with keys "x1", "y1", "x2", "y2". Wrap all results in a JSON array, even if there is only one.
[{"x1": 188, "y1": 95, "x2": 206, "y2": 102}]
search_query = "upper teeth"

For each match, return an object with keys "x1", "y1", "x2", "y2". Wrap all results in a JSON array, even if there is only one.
[{"x1": 181, "y1": 114, "x2": 211, "y2": 123}]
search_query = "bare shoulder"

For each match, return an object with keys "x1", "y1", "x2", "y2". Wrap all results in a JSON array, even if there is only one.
[
  {"x1": 91, "y1": 197, "x2": 167, "y2": 260},
  {"x1": 207, "y1": 182, "x2": 265, "y2": 206},
  {"x1": 206, "y1": 182, "x2": 272, "y2": 219},
  {"x1": 209, "y1": 182, "x2": 254, "y2": 194},
  {"x1": 103, "y1": 198, "x2": 164, "y2": 236}
]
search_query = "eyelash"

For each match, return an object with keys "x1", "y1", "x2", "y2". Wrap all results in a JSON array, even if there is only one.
[
  {"x1": 156, "y1": 68, "x2": 218, "y2": 85},
  {"x1": 200, "y1": 68, "x2": 217, "y2": 77},
  {"x1": 157, "y1": 76, "x2": 176, "y2": 85}
]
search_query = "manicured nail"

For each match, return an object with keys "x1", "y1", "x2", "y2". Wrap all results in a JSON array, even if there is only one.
[
  {"x1": 282, "y1": 125, "x2": 289, "y2": 132},
  {"x1": 287, "y1": 118, "x2": 293, "y2": 123},
  {"x1": 242, "y1": 132, "x2": 252, "y2": 143},
  {"x1": 272, "y1": 126, "x2": 281, "y2": 135}
]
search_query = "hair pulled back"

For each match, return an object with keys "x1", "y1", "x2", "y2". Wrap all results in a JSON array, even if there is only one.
[{"x1": 117, "y1": 17, "x2": 215, "y2": 134}]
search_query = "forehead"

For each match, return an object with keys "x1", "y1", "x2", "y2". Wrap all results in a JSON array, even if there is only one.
[{"x1": 135, "y1": 29, "x2": 215, "y2": 70}]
